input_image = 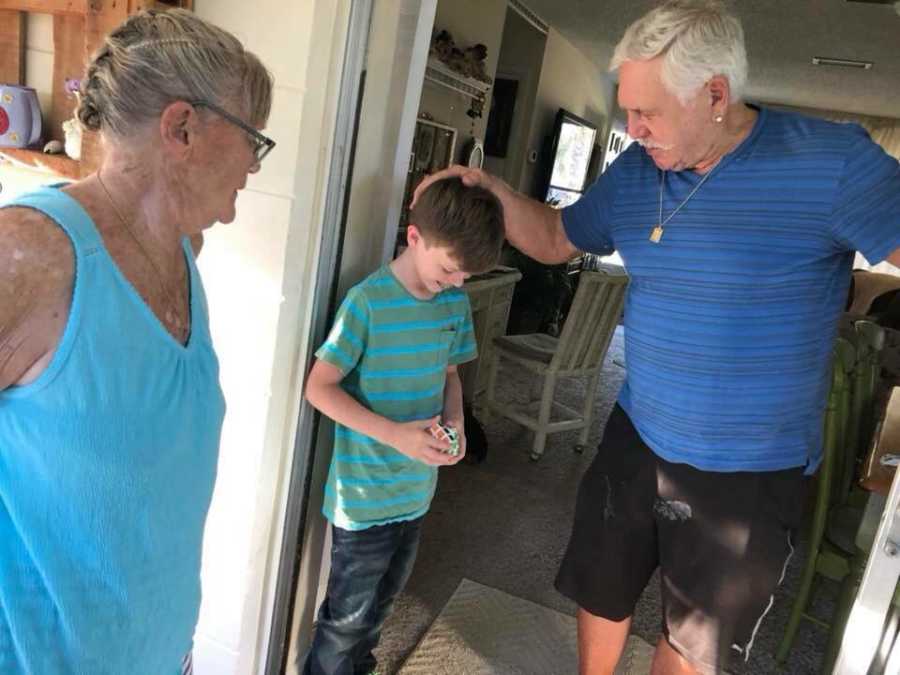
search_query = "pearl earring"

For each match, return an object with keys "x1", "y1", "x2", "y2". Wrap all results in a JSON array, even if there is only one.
[{"x1": 714, "y1": 115, "x2": 724, "y2": 123}]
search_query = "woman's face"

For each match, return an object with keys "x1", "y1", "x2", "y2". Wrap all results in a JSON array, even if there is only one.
[{"x1": 177, "y1": 107, "x2": 264, "y2": 233}]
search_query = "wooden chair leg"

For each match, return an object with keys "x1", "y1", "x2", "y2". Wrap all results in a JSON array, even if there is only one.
[
  {"x1": 483, "y1": 350, "x2": 501, "y2": 426},
  {"x1": 576, "y1": 372, "x2": 601, "y2": 453},
  {"x1": 776, "y1": 397, "x2": 838, "y2": 664},
  {"x1": 531, "y1": 374, "x2": 555, "y2": 461},
  {"x1": 529, "y1": 374, "x2": 542, "y2": 405},
  {"x1": 822, "y1": 553, "x2": 865, "y2": 673}
]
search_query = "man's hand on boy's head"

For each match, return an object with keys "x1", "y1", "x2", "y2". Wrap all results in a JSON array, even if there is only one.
[
  {"x1": 410, "y1": 165, "x2": 492, "y2": 209},
  {"x1": 390, "y1": 415, "x2": 458, "y2": 466}
]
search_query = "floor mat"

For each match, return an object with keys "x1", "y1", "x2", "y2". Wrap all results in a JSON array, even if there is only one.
[{"x1": 397, "y1": 578, "x2": 655, "y2": 675}]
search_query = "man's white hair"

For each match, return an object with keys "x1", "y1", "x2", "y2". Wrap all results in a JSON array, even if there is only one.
[{"x1": 610, "y1": 0, "x2": 748, "y2": 105}]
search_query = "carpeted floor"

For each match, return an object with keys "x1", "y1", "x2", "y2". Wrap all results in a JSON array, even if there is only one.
[
  {"x1": 375, "y1": 328, "x2": 833, "y2": 674},
  {"x1": 397, "y1": 578, "x2": 655, "y2": 675}
]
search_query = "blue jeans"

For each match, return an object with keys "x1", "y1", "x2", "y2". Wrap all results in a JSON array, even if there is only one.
[{"x1": 303, "y1": 516, "x2": 423, "y2": 675}]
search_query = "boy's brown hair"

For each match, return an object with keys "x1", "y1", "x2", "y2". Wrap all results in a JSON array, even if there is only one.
[{"x1": 409, "y1": 177, "x2": 505, "y2": 274}]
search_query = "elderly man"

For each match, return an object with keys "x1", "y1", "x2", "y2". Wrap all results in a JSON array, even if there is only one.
[{"x1": 416, "y1": 0, "x2": 900, "y2": 672}]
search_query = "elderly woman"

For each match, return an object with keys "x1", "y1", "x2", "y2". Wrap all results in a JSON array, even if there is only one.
[
  {"x1": 0, "y1": 9, "x2": 273, "y2": 675},
  {"x1": 417, "y1": 1, "x2": 900, "y2": 673}
]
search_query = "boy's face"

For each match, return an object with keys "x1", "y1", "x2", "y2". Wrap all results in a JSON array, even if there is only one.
[{"x1": 407, "y1": 225, "x2": 472, "y2": 295}]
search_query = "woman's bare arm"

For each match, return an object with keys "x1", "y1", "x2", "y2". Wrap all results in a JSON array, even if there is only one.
[{"x1": 0, "y1": 208, "x2": 74, "y2": 391}]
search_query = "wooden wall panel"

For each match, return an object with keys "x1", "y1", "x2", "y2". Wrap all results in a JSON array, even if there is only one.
[
  {"x1": 85, "y1": 0, "x2": 127, "y2": 55},
  {"x1": 49, "y1": 14, "x2": 86, "y2": 142},
  {"x1": 0, "y1": 1, "x2": 87, "y2": 14},
  {"x1": 129, "y1": 0, "x2": 194, "y2": 12},
  {"x1": 0, "y1": 10, "x2": 24, "y2": 85},
  {"x1": 78, "y1": 0, "x2": 128, "y2": 173},
  {"x1": 0, "y1": 0, "x2": 190, "y2": 176}
]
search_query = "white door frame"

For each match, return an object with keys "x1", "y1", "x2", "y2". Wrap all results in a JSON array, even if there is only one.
[
  {"x1": 265, "y1": 2, "x2": 438, "y2": 672},
  {"x1": 261, "y1": 3, "x2": 373, "y2": 673}
]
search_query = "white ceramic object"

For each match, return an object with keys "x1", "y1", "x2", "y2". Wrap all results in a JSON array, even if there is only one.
[{"x1": 63, "y1": 118, "x2": 82, "y2": 160}]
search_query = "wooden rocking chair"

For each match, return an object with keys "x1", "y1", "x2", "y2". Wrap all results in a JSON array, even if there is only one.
[{"x1": 485, "y1": 267, "x2": 628, "y2": 460}]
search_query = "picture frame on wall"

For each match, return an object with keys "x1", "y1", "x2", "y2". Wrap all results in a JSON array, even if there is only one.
[{"x1": 398, "y1": 118, "x2": 458, "y2": 240}]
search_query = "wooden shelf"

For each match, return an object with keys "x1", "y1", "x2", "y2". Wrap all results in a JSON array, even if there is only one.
[
  {"x1": 0, "y1": 147, "x2": 81, "y2": 179},
  {"x1": 0, "y1": 0, "x2": 192, "y2": 179},
  {"x1": 0, "y1": 1, "x2": 190, "y2": 15},
  {"x1": 0, "y1": 0, "x2": 88, "y2": 16},
  {"x1": 424, "y1": 57, "x2": 491, "y2": 102}
]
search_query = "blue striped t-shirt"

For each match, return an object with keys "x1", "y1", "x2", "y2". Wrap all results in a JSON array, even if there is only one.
[
  {"x1": 563, "y1": 106, "x2": 900, "y2": 472},
  {"x1": 315, "y1": 265, "x2": 477, "y2": 529}
]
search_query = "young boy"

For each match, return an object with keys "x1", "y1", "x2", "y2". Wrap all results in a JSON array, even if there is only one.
[{"x1": 302, "y1": 177, "x2": 505, "y2": 675}]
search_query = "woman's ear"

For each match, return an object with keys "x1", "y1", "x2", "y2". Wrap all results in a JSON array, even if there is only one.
[{"x1": 159, "y1": 101, "x2": 197, "y2": 160}]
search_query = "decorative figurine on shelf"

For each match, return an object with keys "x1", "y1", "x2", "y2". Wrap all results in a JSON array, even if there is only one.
[
  {"x1": 462, "y1": 44, "x2": 491, "y2": 84},
  {"x1": 63, "y1": 78, "x2": 83, "y2": 159},
  {"x1": 430, "y1": 29, "x2": 455, "y2": 63},
  {"x1": 429, "y1": 29, "x2": 493, "y2": 85},
  {"x1": 43, "y1": 140, "x2": 64, "y2": 154},
  {"x1": 65, "y1": 77, "x2": 81, "y2": 97},
  {"x1": 63, "y1": 118, "x2": 82, "y2": 160},
  {"x1": 0, "y1": 84, "x2": 42, "y2": 149}
]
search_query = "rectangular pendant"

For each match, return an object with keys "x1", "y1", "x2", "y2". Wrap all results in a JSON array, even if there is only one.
[{"x1": 650, "y1": 226, "x2": 664, "y2": 243}]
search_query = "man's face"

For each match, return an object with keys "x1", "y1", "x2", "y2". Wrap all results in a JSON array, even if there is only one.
[{"x1": 617, "y1": 57, "x2": 711, "y2": 172}]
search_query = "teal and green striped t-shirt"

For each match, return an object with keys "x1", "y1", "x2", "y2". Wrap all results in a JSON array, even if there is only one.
[{"x1": 315, "y1": 265, "x2": 477, "y2": 530}]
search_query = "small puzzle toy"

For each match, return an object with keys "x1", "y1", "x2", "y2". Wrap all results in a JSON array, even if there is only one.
[{"x1": 429, "y1": 422, "x2": 460, "y2": 457}]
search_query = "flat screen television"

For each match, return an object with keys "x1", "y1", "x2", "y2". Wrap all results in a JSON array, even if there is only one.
[{"x1": 541, "y1": 108, "x2": 598, "y2": 208}]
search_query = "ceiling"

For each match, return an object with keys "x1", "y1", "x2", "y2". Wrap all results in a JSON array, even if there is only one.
[{"x1": 523, "y1": 0, "x2": 900, "y2": 119}]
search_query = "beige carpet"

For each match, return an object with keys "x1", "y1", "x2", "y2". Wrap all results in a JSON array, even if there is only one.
[{"x1": 397, "y1": 579, "x2": 655, "y2": 675}]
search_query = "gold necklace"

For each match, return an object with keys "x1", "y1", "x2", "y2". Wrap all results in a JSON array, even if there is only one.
[
  {"x1": 650, "y1": 157, "x2": 722, "y2": 244},
  {"x1": 96, "y1": 170, "x2": 190, "y2": 342}
]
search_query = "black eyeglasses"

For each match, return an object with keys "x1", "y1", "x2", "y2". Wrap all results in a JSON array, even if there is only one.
[{"x1": 190, "y1": 100, "x2": 276, "y2": 164}]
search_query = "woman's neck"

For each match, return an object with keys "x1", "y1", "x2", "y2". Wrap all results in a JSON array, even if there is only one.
[{"x1": 97, "y1": 153, "x2": 184, "y2": 261}]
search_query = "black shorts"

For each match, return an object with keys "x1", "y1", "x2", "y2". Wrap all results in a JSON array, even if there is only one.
[{"x1": 555, "y1": 405, "x2": 807, "y2": 673}]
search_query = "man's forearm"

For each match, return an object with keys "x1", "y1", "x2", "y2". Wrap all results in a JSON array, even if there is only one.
[
  {"x1": 307, "y1": 380, "x2": 397, "y2": 447},
  {"x1": 491, "y1": 179, "x2": 576, "y2": 264}
]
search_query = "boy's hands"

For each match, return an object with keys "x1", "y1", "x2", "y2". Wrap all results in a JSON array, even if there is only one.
[
  {"x1": 390, "y1": 415, "x2": 459, "y2": 466},
  {"x1": 442, "y1": 416, "x2": 466, "y2": 463}
]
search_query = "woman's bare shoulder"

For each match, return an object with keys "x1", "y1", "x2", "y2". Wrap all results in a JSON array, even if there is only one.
[
  {"x1": 0, "y1": 206, "x2": 75, "y2": 390},
  {"x1": 0, "y1": 205, "x2": 74, "y2": 277}
]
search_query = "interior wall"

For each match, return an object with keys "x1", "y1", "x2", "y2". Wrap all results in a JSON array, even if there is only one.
[
  {"x1": 189, "y1": 1, "x2": 348, "y2": 673},
  {"x1": 23, "y1": 13, "x2": 53, "y2": 134},
  {"x1": 520, "y1": 27, "x2": 614, "y2": 199},
  {"x1": 286, "y1": 2, "x2": 439, "y2": 671},
  {"x1": 0, "y1": 4, "x2": 348, "y2": 674},
  {"x1": 419, "y1": 0, "x2": 508, "y2": 164},
  {"x1": 483, "y1": 9, "x2": 547, "y2": 190},
  {"x1": 0, "y1": 13, "x2": 58, "y2": 195}
]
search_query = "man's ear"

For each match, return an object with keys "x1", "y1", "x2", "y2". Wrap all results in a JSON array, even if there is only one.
[
  {"x1": 707, "y1": 75, "x2": 730, "y2": 117},
  {"x1": 159, "y1": 101, "x2": 198, "y2": 160}
]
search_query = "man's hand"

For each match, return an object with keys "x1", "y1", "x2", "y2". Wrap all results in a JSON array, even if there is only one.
[
  {"x1": 412, "y1": 163, "x2": 577, "y2": 265},
  {"x1": 443, "y1": 416, "x2": 467, "y2": 464},
  {"x1": 389, "y1": 415, "x2": 457, "y2": 466},
  {"x1": 411, "y1": 165, "x2": 498, "y2": 208}
]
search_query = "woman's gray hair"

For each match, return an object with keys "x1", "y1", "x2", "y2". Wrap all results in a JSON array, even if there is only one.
[
  {"x1": 78, "y1": 8, "x2": 273, "y2": 138},
  {"x1": 610, "y1": 0, "x2": 747, "y2": 105}
]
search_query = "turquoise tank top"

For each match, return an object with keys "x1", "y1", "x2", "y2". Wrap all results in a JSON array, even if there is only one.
[{"x1": 0, "y1": 187, "x2": 226, "y2": 674}]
